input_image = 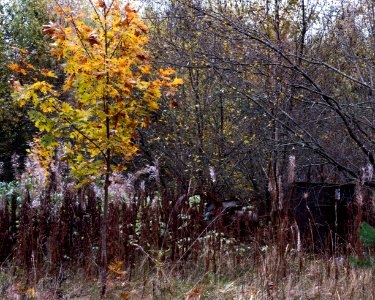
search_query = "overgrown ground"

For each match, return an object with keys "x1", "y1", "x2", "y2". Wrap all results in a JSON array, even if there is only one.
[
  {"x1": 1, "y1": 247, "x2": 374, "y2": 299},
  {"x1": 1, "y1": 160, "x2": 374, "y2": 299}
]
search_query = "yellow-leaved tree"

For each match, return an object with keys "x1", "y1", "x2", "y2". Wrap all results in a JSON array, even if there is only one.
[{"x1": 11, "y1": 0, "x2": 182, "y2": 296}]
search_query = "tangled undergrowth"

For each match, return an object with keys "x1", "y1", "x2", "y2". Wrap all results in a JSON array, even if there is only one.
[{"x1": 0, "y1": 154, "x2": 374, "y2": 299}]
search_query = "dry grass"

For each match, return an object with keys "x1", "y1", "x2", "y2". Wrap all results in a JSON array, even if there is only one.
[{"x1": 1, "y1": 246, "x2": 374, "y2": 300}]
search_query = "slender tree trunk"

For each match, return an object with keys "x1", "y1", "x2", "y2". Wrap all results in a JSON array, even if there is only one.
[
  {"x1": 100, "y1": 111, "x2": 111, "y2": 298},
  {"x1": 100, "y1": 91, "x2": 111, "y2": 296},
  {"x1": 101, "y1": 6, "x2": 111, "y2": 297},
  {"x1": 189, "y1": 69, "x2": 205, "y2": 187},
  {"x1": 101, "y1": 159, "x2": 110, "y2": 298}
]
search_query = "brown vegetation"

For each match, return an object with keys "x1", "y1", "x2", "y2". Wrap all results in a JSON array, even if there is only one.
[{"x1": 0, "y1": 162, "x2": 374, "y2": 299}]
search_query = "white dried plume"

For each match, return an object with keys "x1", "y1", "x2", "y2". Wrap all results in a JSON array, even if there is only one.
[
  {"x1": 11, "y1": 153, "x2": 20, "y2": 179},
  {"x1": 108, "y1": 162, "x2": 160, "y2": 203},
  {"x1": 140, "y1": 180, "x2": 146, "y2": 194},
  {"x1": 296, "y1": 222, "x2": 301, "y2": 253},
  {"x1": 362, "y1": 163, "x2": 373, "y2": 182},
  {"x1": 277, "y1": 174, "x2": 284, "y2": 210},
  {"x1": 354, "y1": 180, "x2": 363, "y2": 206},
  {"x1": 209, "y1": 166, "x2": 216, "y2": 183},
  {"x1": 288, "y1": 155, "x2": 296, "y2": 184},
  {"x1": 20, "y1": 147, "x2": 47, "y2": 200}
]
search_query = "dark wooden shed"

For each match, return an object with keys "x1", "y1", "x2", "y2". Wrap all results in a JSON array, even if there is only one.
[{"x1": 291, "y1": 181, "x2": 375, "y2": 252}]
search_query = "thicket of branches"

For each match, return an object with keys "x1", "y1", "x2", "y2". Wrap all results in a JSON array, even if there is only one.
[
  {"x1": 142, "y1": 0, "x2": 375, "y2": 194},
  {"x1": 2, "y1": 0, "x2": 375, "y2": 201}
]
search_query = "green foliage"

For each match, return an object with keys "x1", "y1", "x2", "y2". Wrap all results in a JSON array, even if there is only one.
[
  {"x1": 1, "y1": 0, "x2": 51, "y2": 66},
  {"x1": 360, "y1": 222, "x2": 375, "y2": 246},
  {"x1": 349, "y1": 256, "x2": 375, "y2": 268},
  {"x1": 350, "y1": 222, "x2": 375, "y2": 269},
  {"x1": 0, "y1": 181, "x2": 21, "y2": 199},
  {"x1": 0, "y1": 0, "x2": 53, "y2": 181}
]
